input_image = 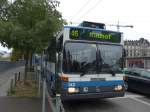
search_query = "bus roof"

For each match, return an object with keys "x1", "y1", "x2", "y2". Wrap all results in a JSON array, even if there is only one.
[{"x1": 64, "y1": 25, "x2": 123, "y2": 34}]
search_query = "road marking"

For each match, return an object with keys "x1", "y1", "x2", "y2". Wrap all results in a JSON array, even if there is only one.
[
  {"x1": 129, "y1": 97, "x2": 150, "y2": 106},
  {"x1": 113, "y1": 94, "x2": 150, "y2": 106},
  {"x1": 125, "y1": 94, "x2": 144, "y2": 98},
  {"x1": 112, "y1": 94, "x2": 144, "y2": 100}
]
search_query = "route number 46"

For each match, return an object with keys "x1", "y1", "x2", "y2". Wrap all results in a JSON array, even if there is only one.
[{"x1": 71, "y1": 30, "x2": 79, "y2": 38}]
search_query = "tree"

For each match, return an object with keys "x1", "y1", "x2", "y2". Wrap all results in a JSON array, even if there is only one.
[
  {"x1": 0, "y1": 0, "x2": 9, "y2": 21},
  {"x1": 0, "y1": 0, "x2": 65, "y2": 80},
  {"x1": 11, "y1": 48, "x2": 23, "y2": 61}
]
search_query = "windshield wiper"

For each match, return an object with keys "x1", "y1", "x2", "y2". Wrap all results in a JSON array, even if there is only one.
[
  {"x1": 80, "y1": 71, "x2": 86, "y2": 76},
  {"x1": 101, "y1": 63, "x2": 116, "y2": 76},
  {"x1": 80, "y1": 62, "x2": 87, "y2": 76},
  {"x1": 109, "y1": 65, "x2": 123, "y2": 76},
  {"x1": 109, "y1": 68, "x2": 116, "y2": 76}
]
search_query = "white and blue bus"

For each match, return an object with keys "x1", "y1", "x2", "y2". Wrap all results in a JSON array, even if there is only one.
[{"x1": 49, "y1": 21, "x2": 125, "y2": 100}]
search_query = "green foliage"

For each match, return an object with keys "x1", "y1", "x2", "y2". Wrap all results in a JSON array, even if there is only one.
[
  {"x1": 11, "y1": 48, "x2": 23, "y2": 61},
  {"x1": 0, "y1": 0, "x2": 64, "y2": 53},
  {"x1": 0, "y1": 0, "x2": 65, "y2": 78},
  {"x1": 0, "y1": 0, "x2": 9, "y2": 21}
]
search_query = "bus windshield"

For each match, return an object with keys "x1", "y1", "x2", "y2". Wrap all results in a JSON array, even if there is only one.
[
  {"x1": 63, "y1": 42, "x2": 123, "y2": 74},
  {"x1": 97, "y1": 45, "x2": 123, "y2": 74},
  {"x1": 63, "y1": 42, "x2": 97, "y2": 74}
]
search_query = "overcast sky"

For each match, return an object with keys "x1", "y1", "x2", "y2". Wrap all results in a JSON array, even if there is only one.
[
  {"x1": 1, "y1": 0, "x2": 150, "y2": 51},
  {"x1": 58, "y1": 0, "x2": 150, "y2": 41}
]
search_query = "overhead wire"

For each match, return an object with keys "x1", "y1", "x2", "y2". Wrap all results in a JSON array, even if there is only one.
[
  {"x1": 75, "y1": 0, "x2": 103, "y2": 22},
  {"x1": 70, "y1": 0, "x2": 93, "y2": 22}
]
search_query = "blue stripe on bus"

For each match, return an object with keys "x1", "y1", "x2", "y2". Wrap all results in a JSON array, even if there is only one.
[{"x1": 62, "y1": 80, "x2": 124, "y2": 89}]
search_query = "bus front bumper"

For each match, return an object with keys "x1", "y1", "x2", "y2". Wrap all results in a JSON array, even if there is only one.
[{"x1": 61, "y1": 91, "x2": 125, "y2": 100}]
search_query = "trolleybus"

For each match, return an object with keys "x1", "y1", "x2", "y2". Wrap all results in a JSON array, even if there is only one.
[{"x1": 48, "y1": 21, "x2": 126, "y2": 100}]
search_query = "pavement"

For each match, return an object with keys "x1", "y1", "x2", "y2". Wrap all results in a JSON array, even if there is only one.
[
  {"x1": 0, "y1": 96, "x2": 51, "y2": 112},
  {"x1": 0, "y1": 66, "x2": 25, "y2": 96},
  {"x1": 0, "y1": 65, "x2": 51, "y2": 112},
  {"x1": 0, "y1": 97, "x2": 42, "y2": 112},
  {"x1": 63, "y1": 92, "x2": 150, "y2": 112}
]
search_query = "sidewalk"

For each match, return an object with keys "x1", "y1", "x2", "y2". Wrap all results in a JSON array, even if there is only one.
[
  {"x1": 0, "y1": 97, "x2": 42, "y2": 112},
  {"x1": 0, "y1": 96, "x2": 51, "y2": 112},
  {"x1": 0, "y1": 66, "x2": 51, "y2": 112},
  {"x1": 0, "y1": 66, "x2": 25, "y2": 96}
]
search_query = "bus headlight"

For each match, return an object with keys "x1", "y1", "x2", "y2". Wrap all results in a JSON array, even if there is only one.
[
  {"x1": 114, "y1": 85, "x2": 123, "y2": 91},
  {"x1": 68, "y1": 88, "x2": 79, "y2": 93}
]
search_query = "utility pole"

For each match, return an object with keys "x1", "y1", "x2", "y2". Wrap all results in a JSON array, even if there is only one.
[{"x1": 107, "y1": 21, "x2": 133, "y2": 31}]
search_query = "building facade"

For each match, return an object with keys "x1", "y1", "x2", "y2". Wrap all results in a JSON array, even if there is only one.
[{"x1": 124, "y1": 38, "x2": 150, "y2": 69}]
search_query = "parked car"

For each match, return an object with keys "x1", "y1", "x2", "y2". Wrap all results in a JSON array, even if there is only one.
[{"x1": 123, "y1": 68, "x2": 150, "y2": 94}]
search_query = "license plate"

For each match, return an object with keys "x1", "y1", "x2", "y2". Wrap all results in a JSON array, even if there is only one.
[{"x1": 91, "y1": 78, "x2": 106, "y2": 81}]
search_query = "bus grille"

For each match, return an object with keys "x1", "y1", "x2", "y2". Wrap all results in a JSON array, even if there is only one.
[{"x1": 79, "y1": 86, "x2": 114, "y2": 93}]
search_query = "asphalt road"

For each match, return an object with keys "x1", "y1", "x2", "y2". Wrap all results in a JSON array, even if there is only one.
[
  {"x1": 63, "y1": 92, "x2": 150, "y2": 112},
  {"x1": 0, "y1": 61, "x2": 24, "y2": 73}
]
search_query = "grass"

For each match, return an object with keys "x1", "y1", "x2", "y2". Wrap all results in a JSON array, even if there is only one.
[
  {"x1": 8, "y1": 80, "x2": 38, "y2": 97},
  {"x1": 0, "y1": 56, "x2": 10, "y2": 61}
]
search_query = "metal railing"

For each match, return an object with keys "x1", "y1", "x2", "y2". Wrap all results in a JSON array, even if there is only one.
[{"x1": 36, "y1": 62, "x2": 65, "y2": 112}]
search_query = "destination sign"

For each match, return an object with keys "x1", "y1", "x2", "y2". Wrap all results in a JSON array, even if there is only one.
[{"x1": 70, "y1": 28, "x2": 121, "y2": 43}]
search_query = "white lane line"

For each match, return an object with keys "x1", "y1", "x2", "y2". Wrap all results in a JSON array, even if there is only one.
[
  {"x1": 129, "y1": 97, "x2": 150, "y2": 106},
  {"x1": 112, "y1": 94, "x2": 144, "y2": 100},
  {"x1": 125, "y1": 94, "x2": 144, "y2": 98},
  {"x1": 110, "y1": 94, "x2": 150, "y2": 106}
]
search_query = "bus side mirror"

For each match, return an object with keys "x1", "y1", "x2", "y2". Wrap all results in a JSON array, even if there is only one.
[{"x1": 123, "y1": 49, "x2": 126, "y2": 58}]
